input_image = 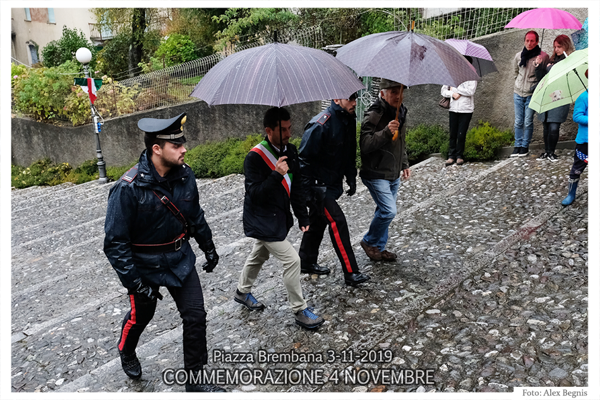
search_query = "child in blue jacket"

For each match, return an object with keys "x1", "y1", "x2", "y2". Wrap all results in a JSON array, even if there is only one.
[{"x1": 562, "y1": 70, "x2": 588, "y2": 206}]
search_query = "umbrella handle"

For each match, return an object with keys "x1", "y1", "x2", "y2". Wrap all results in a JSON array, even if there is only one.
[{"x1": 393, "y1": 86, "x2": 405, "y2": 141}]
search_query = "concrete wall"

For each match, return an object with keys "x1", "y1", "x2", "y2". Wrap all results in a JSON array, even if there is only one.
[
  {"x1": 11, "y1": 101, "x2": 322, "y2": 167},
  {"x1": 403, "y1": 8, "x2": 587, "y2": 142}
]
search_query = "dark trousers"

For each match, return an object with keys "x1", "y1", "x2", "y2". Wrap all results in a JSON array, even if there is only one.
[
  {"x1": 448, "y1": 111, "x2": 473, "y2": 159},
  {"x1": 570, "y1": 143, "x2": 588, "y2": 180},
  {"x1": 117, "y1": 269, "x2": 208, "y2": 371},
  {"x1": 299, "y1": 196, "x2": 359, "y2": 274},
  {"x1": 543, "y1": 122, "x2": 561, "y2": 154}
]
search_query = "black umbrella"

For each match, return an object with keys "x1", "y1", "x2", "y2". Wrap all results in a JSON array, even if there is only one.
[
  {"x1": 191, "y1": 40, "x2": 364, "y2": 151},
  {"x1": 191, "y1": 42, "x2": 364, "y2": 107},
  {"x1": 336, "y1": 29, "x2": 480, "y2": 138}
]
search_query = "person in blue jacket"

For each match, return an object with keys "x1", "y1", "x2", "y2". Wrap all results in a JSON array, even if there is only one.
[
  {"x1": 104, "y1": 113, "x2": 224, "y2": 392},
  {"x1": 234, "y1": 107, "x2": 324, "y2": 329},
  {"x1": 562, "y1": 71, "x2": 588, "y2": 206}
]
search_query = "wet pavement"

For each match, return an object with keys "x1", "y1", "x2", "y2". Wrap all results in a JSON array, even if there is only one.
[{"x1": 10, "y1": 149, "x2": 588, "y2": 393}]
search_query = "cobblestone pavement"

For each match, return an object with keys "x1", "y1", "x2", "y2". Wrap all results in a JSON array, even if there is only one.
[{"x1": 10, "y1": 149, "x2": 589, "y2": 394}]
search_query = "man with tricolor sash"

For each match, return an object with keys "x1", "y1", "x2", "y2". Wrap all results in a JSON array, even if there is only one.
[{"x1": 234, "y1": 107, "x2": 324, "y2": 329}]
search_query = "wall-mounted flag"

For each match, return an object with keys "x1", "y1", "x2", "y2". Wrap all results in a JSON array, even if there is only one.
[{"x1": 74, "y1": 78, "x2": 103, "y2": 104}]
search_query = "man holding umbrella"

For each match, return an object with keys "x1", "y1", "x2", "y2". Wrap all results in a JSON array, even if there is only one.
[
  {"x1": 298, "y1": 93, "x2": 371, "y2": 287},
  {"x1": 235, "y1": 107, "x2": 324, "y2": 329},
  {"x1": 359, "y1": 79, "x2": 411, "y2": 262}
]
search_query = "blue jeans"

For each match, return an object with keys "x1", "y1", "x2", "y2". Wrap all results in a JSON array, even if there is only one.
[
  {"x1": 513, "y1": 93, "x2": 535, "y2": 148},
  {"x1": 361, "y1": 177, "x2": 400, "y2": 251}
]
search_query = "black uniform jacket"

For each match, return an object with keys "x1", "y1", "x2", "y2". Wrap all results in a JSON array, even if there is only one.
[
  {"x1": 360, "y1": 97, "x2": 409, "y2": 181},
  {"x1": 243, "y1": 138, "x2": 310, "y2": 242},
  {"x1": 104, "y1": 150, "x2": 213, "y2": 289},
  {"x1": 299, "y1": 101, "x2": 357, "y2": 200}
]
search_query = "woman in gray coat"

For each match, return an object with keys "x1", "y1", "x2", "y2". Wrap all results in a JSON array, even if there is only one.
[{"x1": 534, "y1": 34, "x2": 574, "y2": 162}]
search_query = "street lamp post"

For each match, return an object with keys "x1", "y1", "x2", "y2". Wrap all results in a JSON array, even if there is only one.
[{"x1": 76, "y1": 47, "x2": 107, "y2": 184}]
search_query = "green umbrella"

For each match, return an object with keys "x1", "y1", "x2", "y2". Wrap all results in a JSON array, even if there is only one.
[{"x1": 529, "y1": 48, "x2": 588, "y2": 114}]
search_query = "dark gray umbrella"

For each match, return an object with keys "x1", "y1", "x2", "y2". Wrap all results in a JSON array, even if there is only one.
[
  {"x1": 191, "y1": 42, "x2": 364, "y2": 107},
  {"x1": 336, "y1": 31, "x2": 480, "y2": 87}
]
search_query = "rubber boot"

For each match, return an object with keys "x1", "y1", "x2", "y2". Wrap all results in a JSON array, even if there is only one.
[{"x1": 561, "y1": 178, "x2": 579, "y2": 206}]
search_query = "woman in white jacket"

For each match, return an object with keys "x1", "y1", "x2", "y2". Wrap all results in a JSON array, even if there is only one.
[{"x1": 441, "y1": 56, "x2": 478, "y2": 166}]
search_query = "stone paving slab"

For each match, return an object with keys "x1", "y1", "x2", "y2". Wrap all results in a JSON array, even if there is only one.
[{"x1": 10, "y1": 150, "x2": 588, "y2": 393}]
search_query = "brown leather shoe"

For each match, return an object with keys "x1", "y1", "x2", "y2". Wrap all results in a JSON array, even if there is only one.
[
  {"x1": 380, "y1": 250, "x2": 397, "y2": 262},
  {"x1": 360, "y1": 240, "x2": 382, "y2": 261}
]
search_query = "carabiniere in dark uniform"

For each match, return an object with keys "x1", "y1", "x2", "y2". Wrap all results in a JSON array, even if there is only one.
[{"x1": 103, "y1": 112, "x2": 225, "y2": 392}]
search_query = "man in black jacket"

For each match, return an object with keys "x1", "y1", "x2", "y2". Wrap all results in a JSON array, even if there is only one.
[
  {"x1": 234, "y1": 107, "x2": 324, "y2": 329},
  {"x1": 359, "y1": 79, "x2": 411, "y2": 262},
  {"x1": 104, "y1": 113, "x2": 224, "y2": 392},
  {"x1": 298, "y1": 95, "x2": 370, "y2": 287}
]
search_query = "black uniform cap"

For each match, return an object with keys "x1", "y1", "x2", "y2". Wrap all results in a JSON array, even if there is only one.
[{"x1": 138, "y1": 112, "x2": 187, "y2": 144}]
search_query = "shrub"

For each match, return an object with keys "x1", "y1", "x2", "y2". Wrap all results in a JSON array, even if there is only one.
[
  {"x1": 462, "y1": 121, "x2": 513, "y2": 161},
  {"x1": 11, "y1": 159, "x2": 73, "y2": 188},
  {"x1": 12, "y1": 61, "x2": 80, "y2": 122},
  {"x1": 405, "y1": 124, "x2": 448, "y2": 163},
  {"x1": 154, "y1": 34, "x2": 198, "y2": 67},
  {"x1": 11, "y1": 63, "x2": 29, "y2": 88},
  {"x1": 41, "y1": 26, "x2": 96, "y2": 69},
  {"x1": 186, "y1": 134, "x2": 265, "y2": 178}
]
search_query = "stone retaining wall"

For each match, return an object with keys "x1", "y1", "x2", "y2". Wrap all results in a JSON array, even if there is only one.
[{"x1": 11, "y1": 8, "x2": 587, "y2": 167}]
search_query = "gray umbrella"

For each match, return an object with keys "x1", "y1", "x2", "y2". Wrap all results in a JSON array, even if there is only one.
[
  {"x1": 190, "y1": 42, "x2": 365, "y2": 107},
  {"x1": 336, "y1": 31, "x2": 480, "y2": 87}
]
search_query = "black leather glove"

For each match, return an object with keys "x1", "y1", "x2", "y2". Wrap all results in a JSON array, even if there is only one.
[
  {"x1": 202, "y1": 242, "x2": 219, "y2": 273},
  {"x1": 132, "y1": 278, "x2": 163, "y2": 301},
  {"x1": 346, "y1": 180, "x2": 356, "y2": 196}
]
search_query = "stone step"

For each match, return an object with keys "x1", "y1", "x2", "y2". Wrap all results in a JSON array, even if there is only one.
[
  {"x1": 53, "y1": 190, "x2": 587, "y2": 393},
  {"x1": 11, "y1": 150, "x2": 587, "y2": 392},
  {"x1": 10, "y1": 157, "x2": 483, "y2": 286}
]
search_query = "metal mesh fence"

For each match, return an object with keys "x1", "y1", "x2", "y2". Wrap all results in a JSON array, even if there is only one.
[{"x1": 99, "y1": 25, "x2": 325, "y2": 115}]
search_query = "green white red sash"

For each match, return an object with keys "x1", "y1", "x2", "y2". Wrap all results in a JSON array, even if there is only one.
[{"x1": 251, "y1": 140, "x2": 293, "y2": 197}]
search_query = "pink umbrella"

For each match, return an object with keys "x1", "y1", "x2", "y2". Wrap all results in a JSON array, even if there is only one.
[
  {"x1": 505, "y1": 8, "x2": 583, "y2": 43},
  {"x1": 505, "y1": 8, "x2": 582, "y2": 30}
]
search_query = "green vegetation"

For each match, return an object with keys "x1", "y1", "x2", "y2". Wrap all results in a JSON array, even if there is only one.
[
  {"x1": 11, "y1": 159, "x2": 136, "y2": 189},
  {"x1": 41, "y1": 26, "x2": 97, "y2": 69},
  {"x1": 405, "y1": 124, "x2": 449, "y2": 164},
  {"x1": 404, "y1": 121, "x2": 513, "y2": 163},
  {"x1": 11, "y1": 121, "x2": 510, "y2": 189},
  {"x1": 462, "y1": 121, "x2": 514, "y2": 161}
]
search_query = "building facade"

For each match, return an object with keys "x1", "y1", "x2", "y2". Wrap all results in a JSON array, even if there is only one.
[{"x1": 11, "y1": 8, "x2": 99, "y2": 66}]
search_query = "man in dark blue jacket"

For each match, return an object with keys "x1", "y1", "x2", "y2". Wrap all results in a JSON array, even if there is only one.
[
  {"x1": 104, "y1": 113, "x2": 224, "y2": 392},
  {"x1": 235, "y1": 107, "x2": 324, "y2": 329},
  {"x1": 298, "y1": 95, "x2": 370, "y2": 287}
]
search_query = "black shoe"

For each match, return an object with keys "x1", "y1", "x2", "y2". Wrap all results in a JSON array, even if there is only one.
[
  {"x1": 344, "y1": 272, "x2": 370, "y2": 287},
  {"x1": 518, "y1": 147, "x2": 529, "y2": 157},
  {"x1": 510, "y1": 147, "x2": 521, "y2": 158},
  {"x1": 547, "y1": 153, "x2": 559, "y2": 162},
  {"x1": 234, "y1": 289, "x2": 265, "y2": 311},
  {"x1": 119, "y1": 351, "x2": 142, "y2": 380},
  {"x1": 301, "y1": 263, "x2": 331, "y2": 275},
  {"x1": 536, "y1": 152, "x2": 548, "y2": 160},
  {"x1": 186, "y1": 383, "x2": 227, "y2": 392}
]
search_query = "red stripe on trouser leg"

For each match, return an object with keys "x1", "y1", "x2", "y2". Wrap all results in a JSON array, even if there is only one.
[
  {"x1": 118, "y1": 294, "x2": 137, "y2": 352},
  {"x1": 324, "y1": 207, "x2": 353, "y2": 273}
]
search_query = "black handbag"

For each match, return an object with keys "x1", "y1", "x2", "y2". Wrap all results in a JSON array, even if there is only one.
[{"x1": 439, "y1": 97, "x2": 450, "y2": 109}]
